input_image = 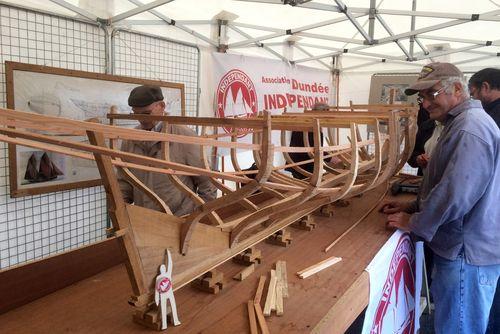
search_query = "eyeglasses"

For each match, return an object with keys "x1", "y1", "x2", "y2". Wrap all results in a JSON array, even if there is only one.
[{"x1": 417, "y1": 85, "x2": 448, "y2": 104}]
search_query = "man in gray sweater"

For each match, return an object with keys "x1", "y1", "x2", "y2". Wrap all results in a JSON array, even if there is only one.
[{"x1": 118, "y1": 85, "x2": 216, "y2": 216}]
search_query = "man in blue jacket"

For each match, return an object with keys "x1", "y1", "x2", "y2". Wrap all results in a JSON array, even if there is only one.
[
  {"x1": 381, "y1": 62, "x2": 500, "y2": 334},
  {"x1": 469, "y1": 67, "x2": 500, "y2": 334}
]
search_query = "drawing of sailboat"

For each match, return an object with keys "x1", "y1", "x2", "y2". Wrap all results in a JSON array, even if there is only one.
[{"x1": 24, "y1": 152, "x2": 64, "y2": 183}]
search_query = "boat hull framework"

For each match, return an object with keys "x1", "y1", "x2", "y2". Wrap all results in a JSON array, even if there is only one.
[{"x1": 0, "y1": 105, "x2": 416, "y2": 324}]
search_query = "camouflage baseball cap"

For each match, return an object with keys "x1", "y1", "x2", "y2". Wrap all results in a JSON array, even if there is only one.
[{"x1": 405, "y1": 62, "x2": 463, "y2": 96}]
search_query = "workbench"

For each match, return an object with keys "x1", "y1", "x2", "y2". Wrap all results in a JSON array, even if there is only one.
[{"x1": 0, "y1": 184, "x2": 398, "y2": 334}]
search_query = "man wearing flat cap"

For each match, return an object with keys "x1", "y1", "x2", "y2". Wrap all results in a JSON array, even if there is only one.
[
  {"x1": 380, "y1": 63, "x2": 500, "y2": 333},
  {"x1": 118, "y1": 85, "x2": 216, "y2": 216}
]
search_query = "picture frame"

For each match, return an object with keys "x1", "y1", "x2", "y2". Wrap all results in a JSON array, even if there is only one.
[
  {"x1": 5, "y1": 61, "x2": 185, "y2": 197},
  {"x1": 368, "y1": 73, "x2": 419, "y2": 105}
]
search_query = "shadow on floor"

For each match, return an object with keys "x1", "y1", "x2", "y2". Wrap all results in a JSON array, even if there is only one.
[{"x1": 344, "y1": 308, "x2": 435, "y2": 333}]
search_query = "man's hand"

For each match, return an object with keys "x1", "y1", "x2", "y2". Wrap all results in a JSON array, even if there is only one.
[
  {"x1": 379, "y1": 200, "x2": 413, "y2": 214},
  {"x1": 415, "y1": 153, "x2": 430, "y2": 168},
  {"x1": 386, "y1": 212, "x2": 412, "y2": 232}
]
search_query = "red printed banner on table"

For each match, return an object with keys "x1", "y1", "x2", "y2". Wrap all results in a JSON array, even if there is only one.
[{"x1": 362, "y1": 230, "x2": 424, "y2": 334}]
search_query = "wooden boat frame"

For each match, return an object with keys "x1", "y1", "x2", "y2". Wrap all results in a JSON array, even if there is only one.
[{"x1": 0, "y1": 104, "x2": 417, "y2": 328}]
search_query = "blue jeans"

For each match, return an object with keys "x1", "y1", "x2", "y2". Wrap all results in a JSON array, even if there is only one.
[
  {"x1": 486, "y1": 279, "x2": 500, "y2": 334},
  {"x1": 431, "y1": 252, "x2": 500, "y2": 334}
]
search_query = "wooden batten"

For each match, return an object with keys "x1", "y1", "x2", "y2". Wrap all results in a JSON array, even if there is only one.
[{"x1": 297, "y1": 256, "x2": 343, "y2": 279}]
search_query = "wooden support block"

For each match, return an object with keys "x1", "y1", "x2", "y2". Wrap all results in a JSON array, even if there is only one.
[
  {"x1": 263, "y1": 270, "x2": 277, "y2": 316},
  {"x1": 319, "y1": 203, "x2": 335, "y2": 217},
  {"x1": 297, "y1": 256, "x2": 342, "y2": 279},
  {"x1": 233, "y1": 263, "x2": 256, "y2": 281},
  {"x1": 194, "y1": 270, "x2": 224, "y2": 294},
  {"x1": 291, "y1": 215, "x2": 316, "y2": 231},
  {"x1": 132, "y1": 304, "x2": 162, "y2": 331},
  {"x1": 334, "y1": 199, "x2": 350, "y2": 207},
  {"x1": 233, "y1": 247, "x2": 262, "y2": 266},
  {"x1": 266, "y1": 229, "x2": 292, "y2": 247},
  {"x1": 247, "y1": 300, "x2": 258, "y2": 334},
  {"x1": 144, "y1": 309, "x2": 159, "y2": 324},
  {"x1": 133, "y1": 313, "x2": 161, "y2": 331},
  {"x1": 128, "y1": 293, "x2": 152, "y2": 307}
]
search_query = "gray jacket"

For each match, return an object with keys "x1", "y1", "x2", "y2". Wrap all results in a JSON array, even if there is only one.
[
  {"x1": 118, "y1": 123, "x2": 217, "y2": 216},
  {"x1": 409, "y1": 99, "x2": 500, "y2": 265}
]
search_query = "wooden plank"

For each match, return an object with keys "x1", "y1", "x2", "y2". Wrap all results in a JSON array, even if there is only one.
[
  {"x1": 297, "y1": 256, "x2": 343, "y2": 279},
  {"x1": 247, "y1": 300, "x2": 258, "y2": 334},
  {"x1": 275, "y1": 281, "x2": 284, "y2": 316},
  {"x1": 0, "y1": 238, "x2": 125, "y2": 314},
  {"x1": 278, "y1": 261, "x2": 289, "y2": 298},
  {"x1": 263, "y1": 270, "x2": 277, "y2": 316},
  {"x1": 254, "y1": 275, "x2": 267, "y2": 306},
  {"x1": 254, "y1": 303, "x2": 270, "y2": 334}
]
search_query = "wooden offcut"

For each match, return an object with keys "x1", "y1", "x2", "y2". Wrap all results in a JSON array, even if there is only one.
[
  {"x1": 263, "y1": 270, "x2": 277, "y2": 316},
  {"x1": 297, "y1": 256, "x2": 343, "y2": 279},
  {"x1": 233, "y1": 263, "x2": 256, "y2": 281}
]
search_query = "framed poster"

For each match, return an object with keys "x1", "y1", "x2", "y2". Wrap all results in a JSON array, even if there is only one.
[
  {"x1": 368, "y1": 74, "x2": 419, "y2": 105},
  {"x1": 5, "y1": 61, "x2": 185, "y2": 197}
]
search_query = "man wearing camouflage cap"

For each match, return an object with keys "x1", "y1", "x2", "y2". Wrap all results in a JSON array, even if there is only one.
[
  {"x1": 118, "y1": 85, "x2": 216, "y2": 216},
  {"x1": 381, "y1": 63, "x2": 500, "y2": 333}
]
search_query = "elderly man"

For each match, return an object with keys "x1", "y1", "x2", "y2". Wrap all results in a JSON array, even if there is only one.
[
  {"x1": 381, "y1": 63, "x2": 500, "y2": 334},
  {"x1": 118, "y1": 85, "x2": 216, "y2": 216},
  {"x1": 469, "y1": 68, "x2": 500, "y2": 334}
]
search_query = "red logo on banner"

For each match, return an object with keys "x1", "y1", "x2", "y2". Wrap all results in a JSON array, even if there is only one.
[
  {"x1": 370, "y1": 234, "x2": 416, "y2": 334},
  {"x1": 216, "y1": 69, "x2": 258, "y2": 137},
  {"x1": 156, "y1": 277, "x2": 172, "y2": 293}
]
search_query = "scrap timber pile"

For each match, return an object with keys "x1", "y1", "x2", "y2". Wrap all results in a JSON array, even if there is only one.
[{"x1": 0, "y1": 104, "x2": 416, "y2": 329}]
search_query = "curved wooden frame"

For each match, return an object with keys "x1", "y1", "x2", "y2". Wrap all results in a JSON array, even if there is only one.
[{"x1": 0, "y1": 104, "x2": 417, "y2": 328}]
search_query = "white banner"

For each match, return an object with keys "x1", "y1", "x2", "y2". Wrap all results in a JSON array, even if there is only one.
[
  {"x1": 212, "y1": 53, "x2": 333, "y2": 157},
  {"x1": 362, "y1": 230, "x2": 423, "y2": 334},
  {"x1": 213, "y1": 53, "x2": 333, "y2": 117}
]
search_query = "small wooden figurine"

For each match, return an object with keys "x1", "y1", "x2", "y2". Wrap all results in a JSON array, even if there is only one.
[{"x1": 155, "y1": 249, "x2": 181, "y2": 330}]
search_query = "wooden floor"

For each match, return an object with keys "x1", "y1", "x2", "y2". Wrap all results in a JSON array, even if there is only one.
[{"x1": 0, "y1": 184, "x2": 397, "y2": 334}]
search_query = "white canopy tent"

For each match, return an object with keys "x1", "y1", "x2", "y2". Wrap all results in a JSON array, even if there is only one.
[{"x1": 2, "y1": 0, "x2": 500, "y2": 107}]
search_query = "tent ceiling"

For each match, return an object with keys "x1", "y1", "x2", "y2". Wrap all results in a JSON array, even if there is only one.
[{"x1": 2, "y1": 0, "x2": 500, "y2": 71}]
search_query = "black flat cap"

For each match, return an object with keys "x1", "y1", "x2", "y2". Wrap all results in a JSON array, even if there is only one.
[{"x1": 128, "y1": 85, "x2": 164, "y2": 107}]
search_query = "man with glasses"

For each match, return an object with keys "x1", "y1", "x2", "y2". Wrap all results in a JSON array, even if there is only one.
[
  {"x1": 380, "y1": 63, "x2": 500, "y2": 334},
  {"x1": 118, "y1": 85, "x2": 216, "y2": 216},
  {"x1": 469, "y1": 68, "x2": 500, "y2": 334}
]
